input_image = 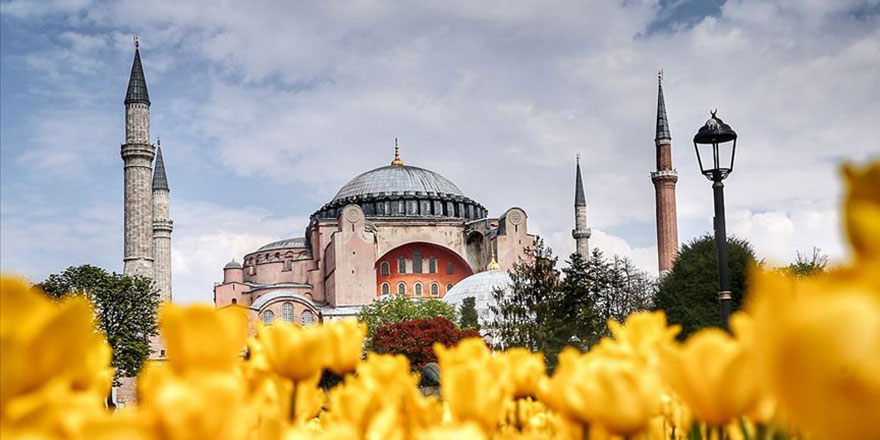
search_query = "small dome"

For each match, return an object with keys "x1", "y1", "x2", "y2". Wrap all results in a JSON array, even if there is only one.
[
  {"x1": 224, "y1": 260, "x2": 242, "y2": 269},
  {"x1": 256, "y1": 237, "x2": 308, "y2": 251},
  {"x1": 332, "y1": 165, "x2": 465, "y2": 202},
  {"x1": 442, "y1": 269, "x2": 512, "y2": 328}
]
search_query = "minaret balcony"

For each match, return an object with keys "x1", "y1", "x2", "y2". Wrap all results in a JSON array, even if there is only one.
[
  {"x1": 572, "y1": 228, "x2": 592, "y2": 240},
  {"x1": 651, "y1": 169, "x2": 679, "y2": 183}
]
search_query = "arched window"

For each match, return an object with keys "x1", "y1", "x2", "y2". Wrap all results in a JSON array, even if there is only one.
[
  {"x1": 398, "y1": 257, "x2": 406, "y2": 274},
  {"x1": 380, "y1": 261, "x2": 390, "y2": 276},
  {"x1": 262, "y1": 310, "x2": 274, "y2": 325},
  {"x1": 381, "y1": 283, "x2": 390, "y2": 295},
  {"x1": 431, "y1": 283, "x2": 439, "y2": 296},
  {"x1": 413, "y1": 250, "x2": 423, "y2": 273},
  {"x1": 446, "y1": 283, "x2": 454, "y2": 292},
  {"x1": 281, "y1": 302, "x2": 294, "y2": 323},
  {"x1": 231, "y1": 298, "x2": 237, "y2": 304},
  {"x1": 446, "y1": 261, "x2": 454, "y2": 274},
  {"x1": 397, "y1": 282, "x2": 406, "y2": 295},
  {"x1": 414, "y1": 283, "x2": 423, "y2": 296},
  {"x1": 429, "y1": 257, "x2": 437, "y2": 273},
  {"x1": 301, "y1": 310, "x2": 314, "y2": 325}
]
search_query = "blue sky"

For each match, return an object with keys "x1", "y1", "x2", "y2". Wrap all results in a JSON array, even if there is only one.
[{"x1": 1, "y1": 0, "x2": 878, "y2": 303}]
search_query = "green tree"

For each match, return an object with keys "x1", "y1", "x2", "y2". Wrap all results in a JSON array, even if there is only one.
[
  {"x1": 560, "y1": 251, "x2": 604, "y2": 349},
  {"x1": 458, "y1": 297, "x2": 480, "y2": 331},
  {"x1": 782, "y1": 248, "x2": 828, "y2": 278},
  {"x1": 584, "y1": 248, "x2": 655, "y2": 341},
  {"x1": 38, "y1": 265, "x2": 160, "y2": 386},
  {"x1": 488, "y1": 238, "x2": 572, "y2": 368},
  {"x1": 357, "y1": 294, "x2": 457, "y2": 347},
  {"x1": 654, "y1": 234, "x2": 757, "y2": 339}
]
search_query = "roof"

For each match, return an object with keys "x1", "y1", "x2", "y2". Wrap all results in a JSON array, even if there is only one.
[
  {"x1": 574, "y1": 157, "x2": 586, "y2": 207},
  {"x1": 332, "y1": 164, "x2": 465, "y2": 202},
  {"x1": 152, "y1": 146, "x2": 169, "y2": 191},
  {"x1": 256, "y1": 237, "x2": 308, "y2": 251},
  {"x1": 655, "y1": 73, "x2": 671, "y2": 142},
  {"x1": 224, "y1": 260, "x2": 242, "y2": 269},
  {"x1": 125, "y1": 47, "x2": 150, "y2": 105}
]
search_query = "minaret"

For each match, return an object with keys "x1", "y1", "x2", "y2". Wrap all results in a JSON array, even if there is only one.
[
  {"x1": 152, "y1": 141, "x2": 173, "y2": 302},
  {"x1": 121, "y1": 37, "x2": 155, "y2": 277},
  {"x1": 651, "y1": 70, "x2": 679, "y2": 273},
  {"x1": 572, "y1": 154, "x2": 591, "y2": 260}
]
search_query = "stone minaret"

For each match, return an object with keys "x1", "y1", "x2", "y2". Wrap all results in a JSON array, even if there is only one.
[
  {"x1": 122, "y1": 38, "x2": 155, "y2": 277},
  {"x1": 152, "y1": 142, "x2": 173, "y2": 302},
  {"x1": 651, "y1": 71, "x2": 679, "y2": 273},
  {"x1": 572, "y1": 155, "x2": 591, "y2": 260}
]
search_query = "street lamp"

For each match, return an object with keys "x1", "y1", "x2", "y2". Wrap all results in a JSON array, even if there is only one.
[{"x1": 693, "y1": 109, "x2": 738, "y2": 331}]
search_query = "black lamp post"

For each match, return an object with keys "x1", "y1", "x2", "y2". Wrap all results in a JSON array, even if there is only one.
[{"x1": 693, "y1": 110, "x2": 738, "y2": 331}]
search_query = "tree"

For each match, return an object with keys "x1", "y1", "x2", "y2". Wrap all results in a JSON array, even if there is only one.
[
  {"x1": 586, "y1": 248, "x2": 655, "y2": 335},
  {"x1": 458, "y1": 297, "x2": 480, "y2": 331},
  {"x1": 357, "y1": 294, "x2": 457, "y2": 347},
  {"x1": 372, "y1": 317, "x2": 481, "y2": 370},
  {"x1": 38, "y1": 265, "x2": 160, "y2": 386},
  {"x1": 654, "y1": 234, "x2": 757, "y2": 339},
  {"x1": 782, "y1": 248, "x2": 828, "y2": 278}
]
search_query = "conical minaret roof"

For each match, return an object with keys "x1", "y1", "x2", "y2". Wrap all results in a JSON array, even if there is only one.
[
  {"x1": 125, "y1": 40, "x2": 150, "y2": 105},
  {"x1": 574, "y1": 155, "x2": 586, "y2": 207},
  {"x1": 655, "y1": 70, "x2": 671, "y2": 142},
  {"x1": 152, "y1": 146, "x2": 169, "y2": 191}
]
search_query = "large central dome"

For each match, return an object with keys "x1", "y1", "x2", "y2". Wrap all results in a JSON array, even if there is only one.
[
  {"x1": 311, "y1": 157, "x2": 486, "y2": 221},
  {"x1": 332, "y1": 165, "x2": 465, "y2": 202}
]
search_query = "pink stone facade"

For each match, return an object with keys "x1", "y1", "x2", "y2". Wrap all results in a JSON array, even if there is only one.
[{"x1": 214, "y1": 165, "x2": 535, "y2": 324}]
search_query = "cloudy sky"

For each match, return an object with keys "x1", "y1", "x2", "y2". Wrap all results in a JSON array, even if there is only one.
[{"x1": 1, "y1": 0, "x2": 878, "y2": 303}]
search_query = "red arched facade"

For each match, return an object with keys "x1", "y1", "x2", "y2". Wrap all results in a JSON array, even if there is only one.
[{"x1": 375, "y1": 242, "x2": 473, "y2": 298}]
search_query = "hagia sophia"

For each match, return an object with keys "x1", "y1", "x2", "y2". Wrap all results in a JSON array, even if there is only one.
[{"x1": 118, "y1": 41, "x2": 679, "y2": 338}]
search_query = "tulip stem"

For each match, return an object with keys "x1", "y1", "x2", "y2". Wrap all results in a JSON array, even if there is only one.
[{"x1": 289, "y1": 381, "x2": 298, "y2": 422}]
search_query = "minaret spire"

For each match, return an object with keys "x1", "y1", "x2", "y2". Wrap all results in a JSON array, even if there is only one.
[
  {"x1": 651, "y1": 69, "x2": 679, "y2": 273},
  {"x1": 655, "y1": 70, "x2": 671, "y2": 142},
  {"x1": 152, "y1": 141, "x2": 169, "y2": 191},
  {"x1": 125, "y1": 37, "x2": 150, "y2": 106},
  {"x1": 572, "y1": 154, "x2": 591, "y2": 261}
]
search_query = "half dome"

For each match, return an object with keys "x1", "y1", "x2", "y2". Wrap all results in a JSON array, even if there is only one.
[{"x1": 442, "y1": 269, "x2": 512, "y2": 329}]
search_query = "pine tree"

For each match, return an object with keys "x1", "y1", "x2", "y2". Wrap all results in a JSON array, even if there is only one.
[{"x1": 459, "y1": 296, "x2": 480, "y2": 331}]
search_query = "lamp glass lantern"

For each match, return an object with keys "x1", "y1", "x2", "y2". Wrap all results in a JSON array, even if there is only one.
[{"x1": 693, "y1": 110, "x2": 738, "y2": 181}]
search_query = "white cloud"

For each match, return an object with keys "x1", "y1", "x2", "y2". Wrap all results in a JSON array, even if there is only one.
[{"x1": 2, "y1": 0, "x2": 877, "y2": 298}]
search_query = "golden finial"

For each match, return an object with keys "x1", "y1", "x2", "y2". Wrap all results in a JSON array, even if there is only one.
[
  {"x1": 391, "y1": 137, "x2": 404, "y2": 166},
  {"x1": 487, "y1": 249, "x2": 501, "y2": 271}
]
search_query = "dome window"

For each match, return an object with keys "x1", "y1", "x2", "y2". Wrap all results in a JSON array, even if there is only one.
[
  {"x1": 281, "y1": 302, "x2": 294, "y2": 323},
  {"x1": 262, "y1": 310, "x2": 274, "y2": 325},
  {"x1": 301, "y1": 310, "x2": 314, "y2": 326}
]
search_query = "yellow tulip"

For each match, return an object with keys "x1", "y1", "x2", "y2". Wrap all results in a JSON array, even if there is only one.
[
  {"x1": 660, "y1": 324, "x2": 759, "y2": 426},
  {"x1": 749, "y1": 268, "x2": 880, "y2": 440},
  {"x1": 598, "y1": 310, "x2": 681, "y2": 369},
  {"x1": 257, "y1": 322, "x2": 329, "y2": 383},
  {"x1": 435, "y1": 338, "x2": 512, "y2": 434},
  {"x1": 160, "y1": 304, "x2": 248, "y2": 374},
  {"x1": 842, "y1": 161, "x2": 880, "y2": 268},
  {"x1": 499, "y1": 348, "x2": 546, "y2": 399},
  {"x1": 1, "y1": 276, "x2": 111, "y2": 437},
  {"x1": 324, "y1": 319, "x2": 366, "y2": 375}
]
